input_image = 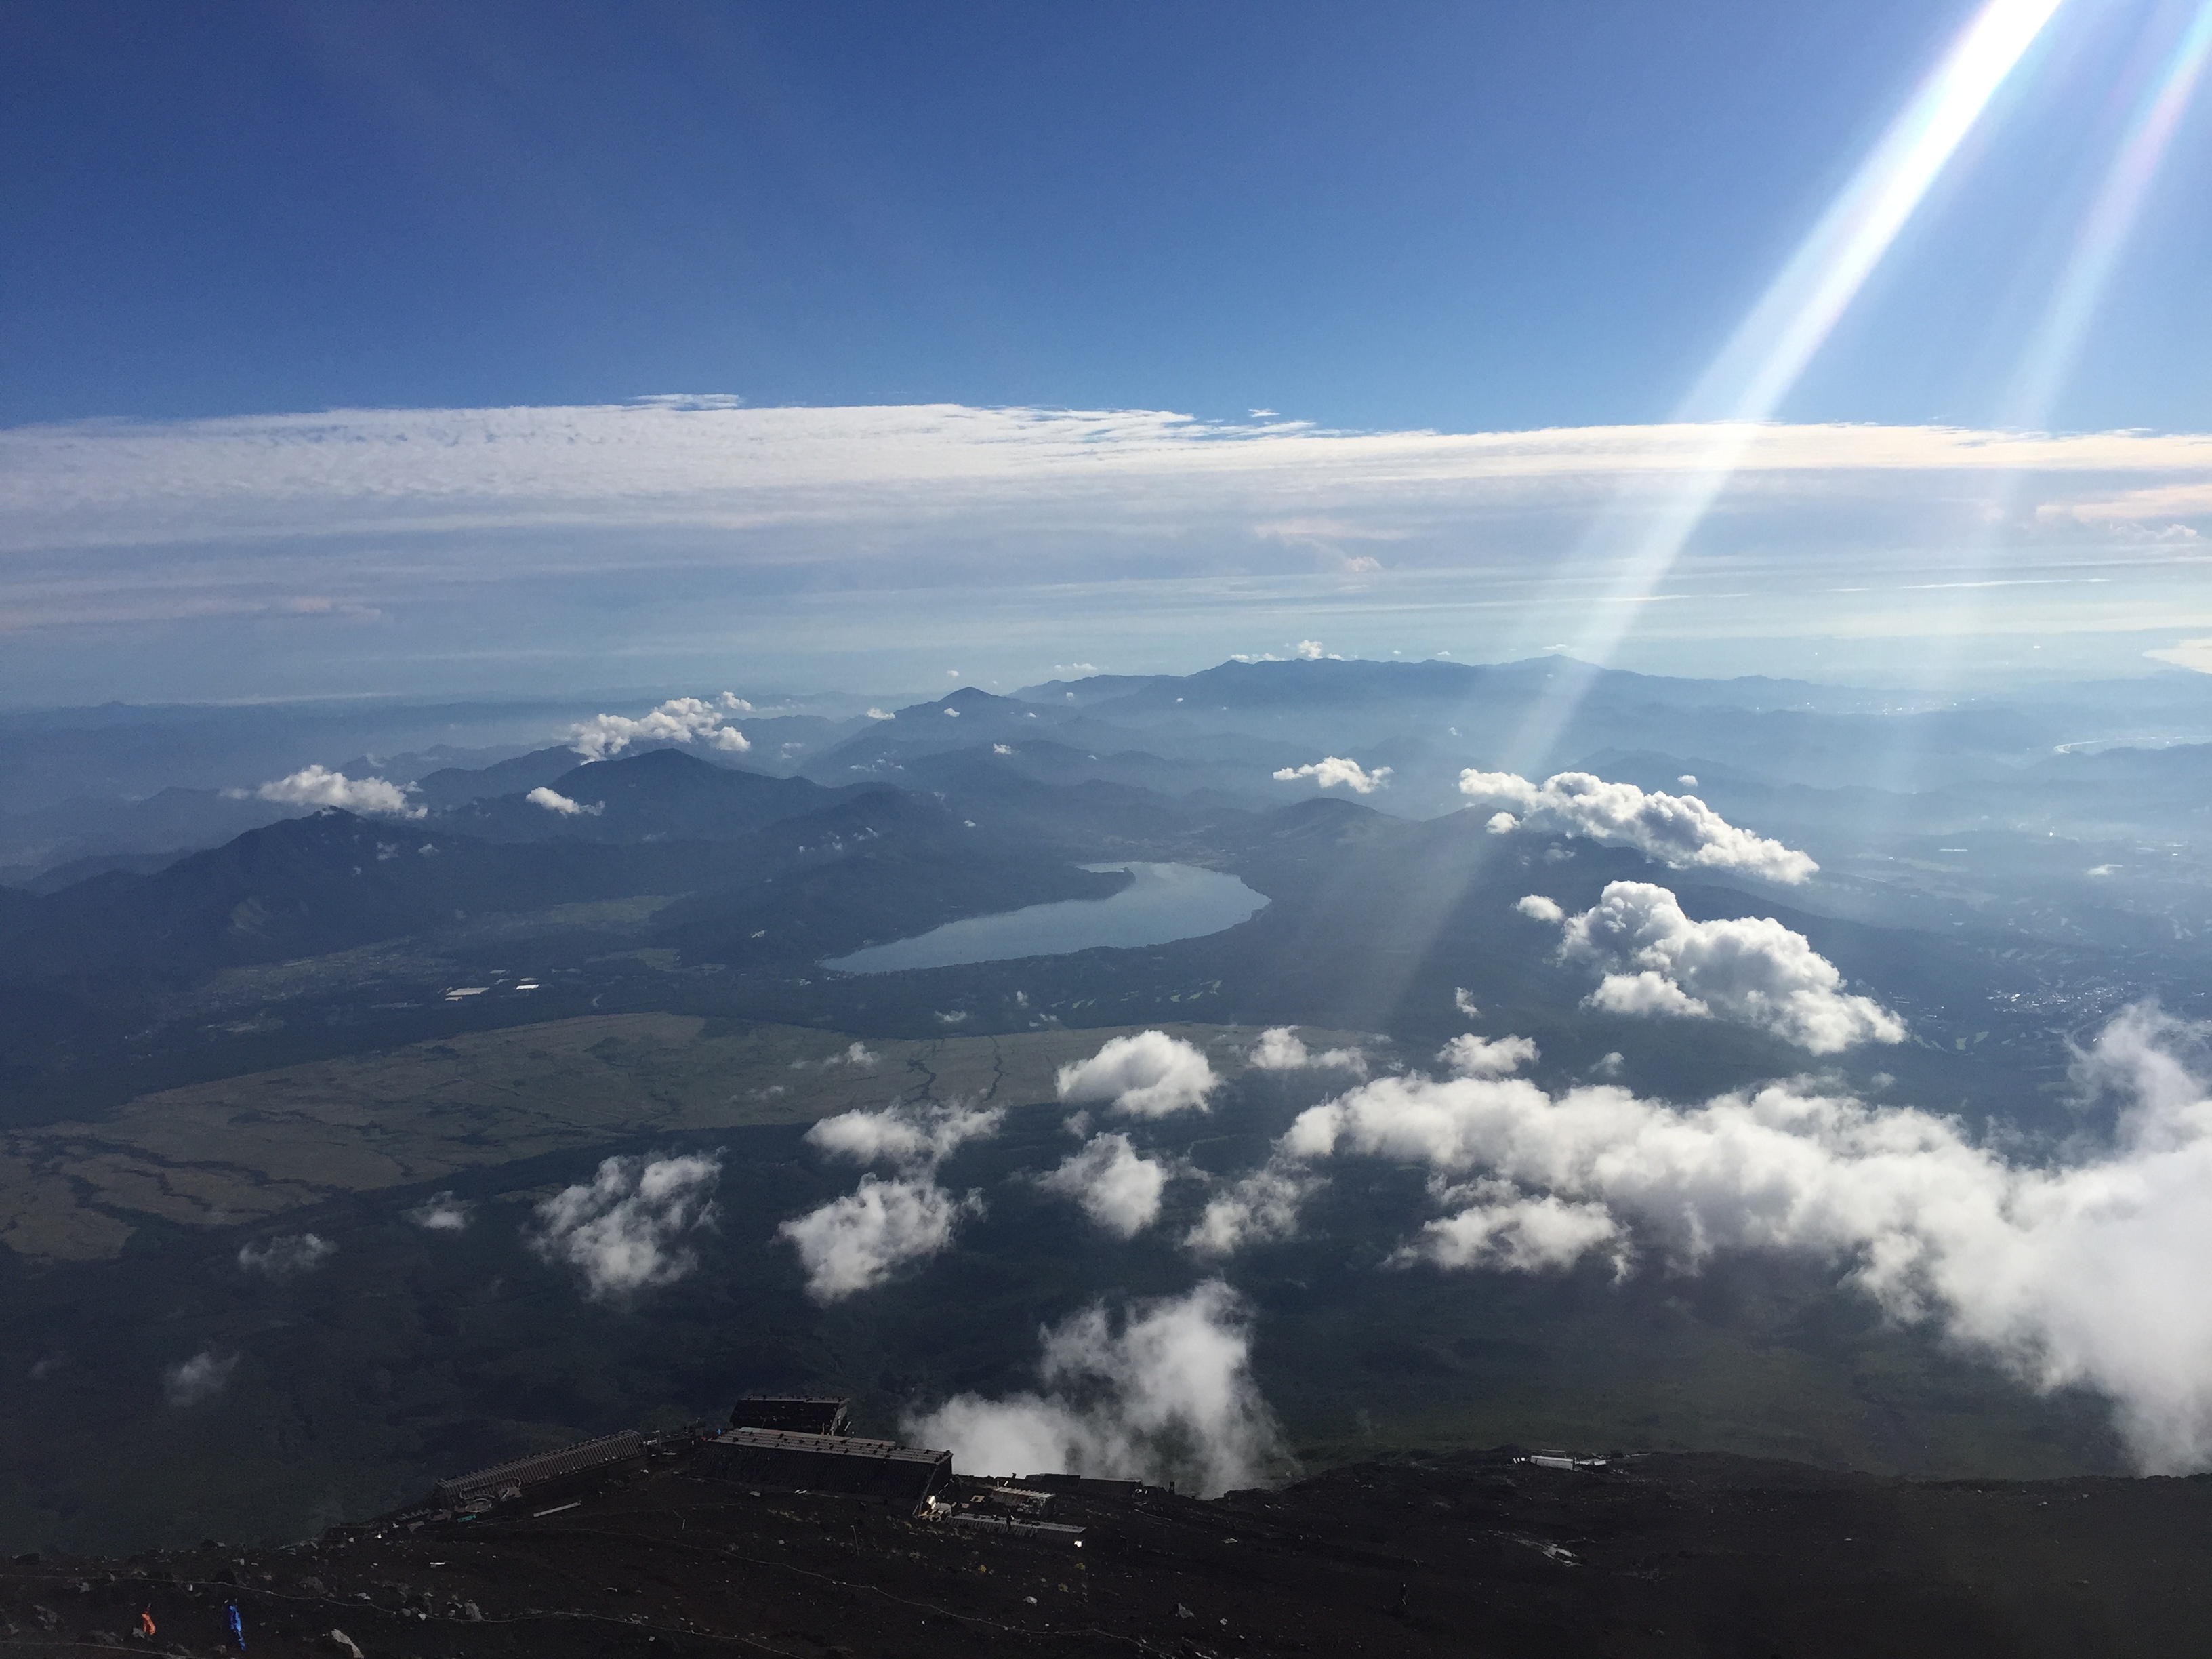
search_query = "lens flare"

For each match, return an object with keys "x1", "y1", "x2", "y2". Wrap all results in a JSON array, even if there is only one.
[
  {"x1": 2002, "y1": 2, "x2": 2212, "y2": 429},
  {"x1": 1502, "y1": 0, "x2": 2065, "y2": 768},
  {"x1": 1688, "y1": 0, "x2": 2067, "y2": 427}
]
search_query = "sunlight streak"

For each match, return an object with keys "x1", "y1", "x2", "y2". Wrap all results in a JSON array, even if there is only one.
[
  {"x1": 2002, "y1": 1, "x2": 2212, "y2": 428},
  {"x1": 1502, "y1": 0, "x2": 2067, "y2": 767}
]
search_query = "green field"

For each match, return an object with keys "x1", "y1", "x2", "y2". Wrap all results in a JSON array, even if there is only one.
[{"x1": 0, "y1": 1015, "x2": 1285, "y2": 1260}]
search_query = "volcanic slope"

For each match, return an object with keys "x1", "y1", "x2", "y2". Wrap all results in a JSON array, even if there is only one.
[{"x1": 7, "y1": 1443, "x2": 2210, "y2": 1658}]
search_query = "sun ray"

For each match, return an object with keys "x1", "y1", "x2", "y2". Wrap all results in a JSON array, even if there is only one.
[
  {"x1": 2001, "y1": 1, "x2": 2212, "y2": 429},
  {"x1": 1503, "y1": 0, "x2": 2066, "y2": 768}
]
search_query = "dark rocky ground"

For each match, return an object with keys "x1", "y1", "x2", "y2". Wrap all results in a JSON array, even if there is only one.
[{"x1": 5, "y1": 1443, "x2": 2212, "y2": 1658}]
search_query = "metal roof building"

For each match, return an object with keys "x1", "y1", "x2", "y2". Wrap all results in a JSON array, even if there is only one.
[
  {"x1": 729, "y1": 1395, "x2": 852, "y2": 1437},
  {"x1": 697, "y1": 1427, "x2": 951, "y2": 1509},
  {"x1": 435, "y1": 1429, "x2": 646, "y2": 1507}
]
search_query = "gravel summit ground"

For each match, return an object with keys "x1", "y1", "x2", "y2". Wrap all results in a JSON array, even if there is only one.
[{"x1": 6, "y1": 1435, "x2": 2211, "y2": 1658}]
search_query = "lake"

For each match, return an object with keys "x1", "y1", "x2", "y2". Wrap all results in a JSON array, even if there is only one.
[{"x1": 822, "y1": 861, "x2": 1269, "y2": 974}]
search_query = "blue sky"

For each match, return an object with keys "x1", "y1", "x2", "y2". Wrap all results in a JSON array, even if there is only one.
[{"x1": 4, "y1": 1, "x2": 2211, "y2": 703}]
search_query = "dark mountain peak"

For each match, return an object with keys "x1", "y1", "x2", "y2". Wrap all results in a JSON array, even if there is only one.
[
  {"x1": 557, "y1": 745, "x2": 723, "y2": 785},
  {"x1": 1010, "y1": 670, "x2": 1172, "y2": 705},
  {"x1": 894, "y1": 686, "x2": 1027, "y2": 719},
  {"x1": 438, "y1": 748, "x2": 860, "y2": 845},
  {"x1": 1263, "y1": 795, "x2": 1391, "y2": 838},
  {"x1": 413, "y1": 744, "x2": 588, "y2": 810}
]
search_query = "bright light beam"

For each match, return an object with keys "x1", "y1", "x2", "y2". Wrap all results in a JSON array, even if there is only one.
[
  {"x1": 1504, "y1": 0, "x2": 2065, "y2": 770},
  {"x1": 1685, "y1": 0, "x2": 2067, "y2": 428},
  {"x1": 2002, "y1": 1, "x2": 2212, "y2": 428}
]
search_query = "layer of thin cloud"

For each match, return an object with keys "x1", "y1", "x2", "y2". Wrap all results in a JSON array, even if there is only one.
[
  {"x1": 1272, "y1": 757, "x2": 1391, "y2": 794},
  {"x1": 255, "y1": 765, "x2": 424, "y2": 819},
  {"x1": 569, "y1": 694, "x2": 751, "y2": 760},
  {"x1": 13, "y1": 405, "x2": 2212, "y2": 559},
  {"x1": 1057, "y1": 1032, "x2": 1219, "y2": 1119},
  {"x1": 527, "y1": 786, "x2": 601, "y2": 816},
  {"x1": 1464, "y1": 770, "x2": 1816, "y2": 884},
  {"x1": 1038, "y1": 1133, "x2": 1175, "y2": 1238},
  {"x1": 529, "y1": 1151, "x2": 722, "y2": 1300},
  {"x1": 1246, "y1": 1005, "x2": 2212, "y2": 1473},
  {"x1": 237, "y1": 1233, "x2": 333, "y2": 1278},
  {"x1": 2146, "y1": 637, "x2": 2212, "y2": 674},
  {"x1": 1248, "y1": 1027, "x2": 1368, "y2": 1076},
  {"x1": 902, "y1": 1281, "x2": 1285, "y2": 1496},
  {"x1": 10, "y1": 405, "x2": 2209, "y2": 643},
  {"x1": 1536, "y1": 881, "x2": 1904, "y2": 1052}
]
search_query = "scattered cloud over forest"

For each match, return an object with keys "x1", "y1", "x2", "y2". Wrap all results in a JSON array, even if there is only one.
[
  {"x1": 1198, "y1": 1004, "x2": 2212, "y2": 1473},
  {"x1": 1057, "y1": 1031, "x2": 1219, "y2": 1118},
  {"x1": 903, "y1": 1281, "x2": 1284, "y2": 1496},
  {"x1": 1038, "y1": 1132, "x2": 1177, "y2": 1238},
  {"x1": 1528, "y1": 881, "x2": 1905, "y2": 1052},
  {"x1": 529, "y1": 1151, "x2": 722, "y2": 1300},
  {"x1": 1272, "y1": 757, "x2": 1391, "y2": 794},
  {"x1": 237, "y1": 1233, "x2": 333, "y2": 1278},
  {"x1": 569, "y1": 694, "x2": 751, "y2": 760},
  {"x1": 779, "y1": 1101, "x2": 1003, "y2": 1300},
  {"x1": 255, "y1": 765, "x2": 423, "y2": 819},
  {"x1": 1463, "y1": 771, "x2": 1816, "y2": 883}
]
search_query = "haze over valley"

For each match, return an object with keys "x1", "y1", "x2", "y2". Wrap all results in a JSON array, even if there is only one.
[{"x1": 3, "y1": 653, "x2": 2210, "y2": 1552}]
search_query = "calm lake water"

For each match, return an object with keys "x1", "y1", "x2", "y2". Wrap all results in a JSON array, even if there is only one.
[{"x1": 823, "y1": 861, "x2": 1268, "y2": 974}]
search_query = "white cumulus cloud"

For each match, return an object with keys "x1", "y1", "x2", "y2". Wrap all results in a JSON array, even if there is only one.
[
  {"x1": 804, "y1": 1100, "x2": 1002, "y2": 1168},
  {"x1": 1038, "y1": 1133, "x2": 1176, "y2": 1238},
  {"x1": 1401, "y1": 1181, "x2": 1625, "y2": 1274},
  {"x1": 1459, "y1": 770, "x2": 1816, "y2": 884},
  {"x1": 1438, "y1": 1033, "x2": 1539, "y2": 1078},
  {"x1": 529, "y1": 1151, "x2": 722, "y2": 1300},
  {"x1": 527, "y1": 785, "x2": 601, "y2": 816},
  {"x1": 1271, "y1": 756, "x2": 1391, "y2": 794},
  {"x1": 406, "y1": 1191, "x2": 472, "y2": 1231},
  {"x1": 1268, "y1": 1006, "x2": 2212, "y2": 1473},
  {"x1": 902, "y1": 1281, "x2": 1285, "y2": 1496},
  {"x1": 780, "y1": 1099, "x2": 1002, "y2": 1299},
  {"x1": 1538, "y1": 881, "x2": 1904, "y2": 1053},
  {"x1": 569, "y1": 694, "x2": 752, "y2": 761},
  {"x1": 163, "y1": 1349, "x2": 239, "y2": 1408},
  {"x1": 1247, "y1": 1027, "x2": 1368, "y2": 1076},
  {"x1": 237, "y1": 1233, "x2": 333, "y2": 1278},
  {"x1": 1057, "y1": 1031, "x2": 1220, "y2": 1119},
  {"x1": 779, "y1": 1174, "x2": 982, "y2": 1303},
  {"x1": 1184, "y1": 1160, "x2": 1319, "y2": 1258},
  {"x1": 256, "y1": 765, "x2": 424, "y2": 819}
]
